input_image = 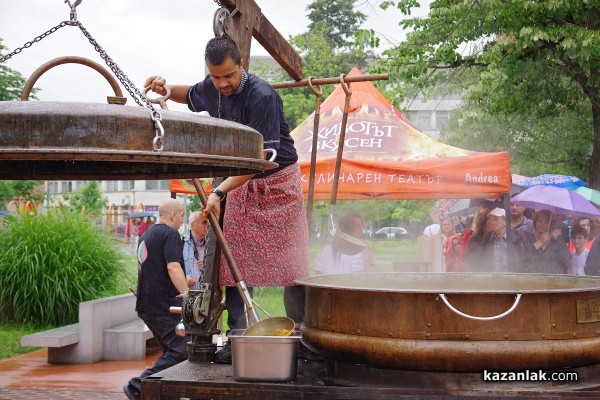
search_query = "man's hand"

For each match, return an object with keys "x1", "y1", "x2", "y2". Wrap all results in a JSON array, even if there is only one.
[
  {"x1": 203, "y1": 193, "x2": 221, "y2": 220},
  {"x1": 187, "y1": 276, "x2": 196, "y2": 288},
  {"x1": 144, "y1": 75, "x2": 168, "y2": 95}
]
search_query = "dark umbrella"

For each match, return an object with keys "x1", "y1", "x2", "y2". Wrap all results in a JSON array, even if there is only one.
[
  {"x1": 127, "y1": 211, "x2": 154, "y2": 219},
  {"x1": 448, "y1": 198, "x2": 500, "y2": 217}
]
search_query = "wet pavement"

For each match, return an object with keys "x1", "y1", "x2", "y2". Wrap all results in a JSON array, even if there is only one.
[{"x1": 0, "y1": 347, "x2": 161, "y2": 400}]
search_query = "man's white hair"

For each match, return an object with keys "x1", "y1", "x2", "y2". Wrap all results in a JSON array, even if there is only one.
[{"x1": 189, "y1": 211, "x2": 202, "y2": 224}]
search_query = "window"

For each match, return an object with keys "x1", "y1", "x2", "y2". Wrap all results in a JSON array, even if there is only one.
[
  {"x1": 74, "y1": 181, "x2": 85, "y2": 192},
  {"x1": 61, "y1": 181, "x2": 72, "y2": 193},
  {"x1": 105, "y1": 181, "x2": 119, "y2": 191},
  {"x1": 146, "y1": 180, "x2": 170, "y2": 191},
  {"x1": 146, "y1": 180, "x2": 159, "y2": 190},
  {"x1": 47, "y1": 181, "x2": 59, "y2": 194},
  {"x1": 415, "y1": 111, "x2": 431, "y2": 130},
  {"x1": 435, "y1": 111, "x2": 449, "y2": 130},
  {"x1": 121, "y1": 180, "x2": 135, "y2": 190}
]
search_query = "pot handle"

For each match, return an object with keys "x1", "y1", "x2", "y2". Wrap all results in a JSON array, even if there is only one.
[
  {"x1": 264, "y1": 148, "x2": 277, "y2": 162},
  {"x1": 438, "y1": 293, "x2": 522, "y2": 321}
]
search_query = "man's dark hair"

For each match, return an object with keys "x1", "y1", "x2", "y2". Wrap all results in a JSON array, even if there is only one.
[
  {"x1": 205, "y1": 37, "x2": 241, "y2": 66},
  {"x1": 571, "y1": 225, "x2": 589, "y2": 240}
]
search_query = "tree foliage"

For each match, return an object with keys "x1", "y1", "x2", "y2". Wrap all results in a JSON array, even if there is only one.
[
  {"x1": 371, "y1": 1, "x2": 600, "y2": 187},
  {"x1": 64, "y1": 181, "x2": 107, "y2": 215},
  {"x1": 0, "y1": 180, "x2": 43, "y2": 209},
  {"x1": 0, "y1": 37, "x2": 37, "y2": 101},
  {"x1": 276, "y1": 0, "x2": 374, "y2": 128},
  {"x1": 306, "y1": 0, "x2": 367, "y2": 49}
]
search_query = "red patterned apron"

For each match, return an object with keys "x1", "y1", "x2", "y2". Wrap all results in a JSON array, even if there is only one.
[{"x1": 219, "y1": 163, "x2": 310, "y2": 286}]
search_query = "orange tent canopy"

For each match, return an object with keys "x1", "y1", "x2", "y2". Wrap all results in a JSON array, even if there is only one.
[
  {"x1": 290, "y1": 67, "x2": 511, "y2": 200},
  {"x1": 169, "y1": 178, "x2": 212, "y2": 195}
]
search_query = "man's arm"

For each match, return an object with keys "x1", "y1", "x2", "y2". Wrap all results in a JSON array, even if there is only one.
[
  {"x1": 167, "y1": 261, "x2": 189, "y2": 294},
  {"x1": 203, "y1": 174, "x2": 254, "y2": 218}
]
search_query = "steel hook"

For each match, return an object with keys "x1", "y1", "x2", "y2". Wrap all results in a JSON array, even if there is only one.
[{"x1": 64, "y1": 0, "x2": 82, "y2": 22}]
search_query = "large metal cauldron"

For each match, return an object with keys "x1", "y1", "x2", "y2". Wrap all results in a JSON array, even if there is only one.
[{"x1": 297, "y1": 272, "x2": 600, "y2": 372}]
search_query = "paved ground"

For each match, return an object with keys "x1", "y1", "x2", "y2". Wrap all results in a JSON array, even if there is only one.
[{"x1": 0, "y1": 347, "x2": 161, "y2": 400}]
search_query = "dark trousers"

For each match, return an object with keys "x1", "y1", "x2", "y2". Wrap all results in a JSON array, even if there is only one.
[
  {"x1": 128, "y1": 313, "x2": 189, "y2": 392},
  {"x1": 225, "y1": 284, "x2": 306, "y2": 331}
]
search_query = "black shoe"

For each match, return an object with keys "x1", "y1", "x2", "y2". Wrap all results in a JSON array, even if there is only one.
[
  {"x1": 214, "y1": 340, "x2": 232, "y2": 364},
  {"x1": 123, "y1": 384, "x2": 140, "y2": 400},
  {"x1": 297, "y1": 342, "x2": 324, "y2": 361}
]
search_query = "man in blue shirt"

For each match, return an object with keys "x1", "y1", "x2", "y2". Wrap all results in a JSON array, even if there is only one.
[{"x1": 183, "y1": 211, "x2": 208, "y2": 290}]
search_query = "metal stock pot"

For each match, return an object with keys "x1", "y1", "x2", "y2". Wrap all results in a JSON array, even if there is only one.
[{"x1": 296, "y1": 272, "x2": 600, "y2": 372}]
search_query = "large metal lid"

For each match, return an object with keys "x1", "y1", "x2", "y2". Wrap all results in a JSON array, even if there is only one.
[{"x1": 0, "y1": 101, "x2": 276, "y2": 180}]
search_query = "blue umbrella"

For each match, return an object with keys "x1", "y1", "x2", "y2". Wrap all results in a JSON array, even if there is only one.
[{"x1": 518, "y1": 174, "x2": 586, "y2": 189}]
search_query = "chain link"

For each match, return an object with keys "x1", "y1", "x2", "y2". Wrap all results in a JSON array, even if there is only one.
[
  {"x1": 0, "y1": 21, "x2": 71, "y2": 64},
  {"x1": 213, "y1": 0, "x2": 223, "y2": 6}
]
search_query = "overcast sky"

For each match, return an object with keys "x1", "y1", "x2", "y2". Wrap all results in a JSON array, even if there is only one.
[{"x1": 1, "y1": 0, "x2": 428, "y2": 111}]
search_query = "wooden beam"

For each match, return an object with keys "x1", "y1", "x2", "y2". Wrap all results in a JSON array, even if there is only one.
[{"x1": 219, "y1": 0, "x2": 302, "y2": 80}]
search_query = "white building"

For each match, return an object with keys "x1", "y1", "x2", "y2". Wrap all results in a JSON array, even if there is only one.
[
  {"x1": 403, "y1": 93, "x2": 462, "y2": 140},
  {"x1": 44, "y1": 180, "x2": 174, "y2": 233}
]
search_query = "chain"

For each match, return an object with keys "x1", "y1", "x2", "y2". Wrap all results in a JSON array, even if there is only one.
[
  {"x1": 73, "y1": 21, "x2": 164, "y2": 150},
  {"x1": 213, "y1": 0, "x2": 223, "y2": 6},
  {"x1": 0, "y1": 21, "x2": 71, "y2": 64}
]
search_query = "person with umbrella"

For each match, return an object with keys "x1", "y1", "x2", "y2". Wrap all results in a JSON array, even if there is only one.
[
  {"x1": 129, "y1": 219, "x2": 140, "y2": 254},
  {"x1": 517, "y1": 210, "x2": 571, "y2": 274}
]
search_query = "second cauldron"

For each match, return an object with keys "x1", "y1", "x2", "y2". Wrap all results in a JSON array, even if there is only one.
[{"x1": 296, "y1": 272, "x2": 600, "y2": 372}]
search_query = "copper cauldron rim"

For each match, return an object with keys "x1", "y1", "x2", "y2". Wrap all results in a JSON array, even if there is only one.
[{"x1": 296, "y1": 272, "x2": 600, "y2": 294}]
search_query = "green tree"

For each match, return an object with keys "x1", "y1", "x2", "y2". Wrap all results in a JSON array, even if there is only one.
[
  {"x1": 64, "y1": 181, "x2": 107, "y2": 215},
  {"x1": 371, "y1": 1, "x2": 600, "y2": 187},
  {"x1": 0, "y1": 180, "x2": 43, "y2": 209},
  {"x1": 306, "y1": 0, "x2": 367, "y2": 49},
  {"x1": 276, "y1": 0, "x2": 374, "y2": 128},
  {"x1": 0, "y1": 37, "x2": 37, "y2": 101}
]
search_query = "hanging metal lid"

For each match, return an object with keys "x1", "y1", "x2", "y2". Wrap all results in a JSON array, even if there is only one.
[{"x1": 0, "y1": 99, "x2": 275, "y2": 180}]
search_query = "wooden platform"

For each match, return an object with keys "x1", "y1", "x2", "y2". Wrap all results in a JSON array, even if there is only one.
[{"x1": 142, "y1": 360, "x2": 600, "y2": 399}]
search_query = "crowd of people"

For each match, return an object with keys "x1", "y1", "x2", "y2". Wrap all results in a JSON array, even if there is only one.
[{"x1": 426, "y1": 199, "x2": 600, "y2": 276}]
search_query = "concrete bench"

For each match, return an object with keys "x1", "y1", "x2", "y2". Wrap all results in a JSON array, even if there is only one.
[
  {"x1": 21, "y1": 323, "x2": 81, "y2": 363},
  {"x1": 21, "y1": 293, "x2": 153, "y2": 364},
  {"x1": 103, "y1": 319, "x2": 153, "y2": 360}
]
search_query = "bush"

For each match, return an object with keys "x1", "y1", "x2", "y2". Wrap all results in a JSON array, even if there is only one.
[{"x1": 0, "y1": 211, "x2": 123, "y2": 326}]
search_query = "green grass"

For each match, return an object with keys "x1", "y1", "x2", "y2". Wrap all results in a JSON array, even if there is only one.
[{"x1": 0, "y1": 324, "x2": 42, "y2": 359}]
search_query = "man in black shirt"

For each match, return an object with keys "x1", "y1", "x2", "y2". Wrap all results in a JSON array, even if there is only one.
[{"x1": 124, "y1": 198, "x2": 188, "y2": 400}]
